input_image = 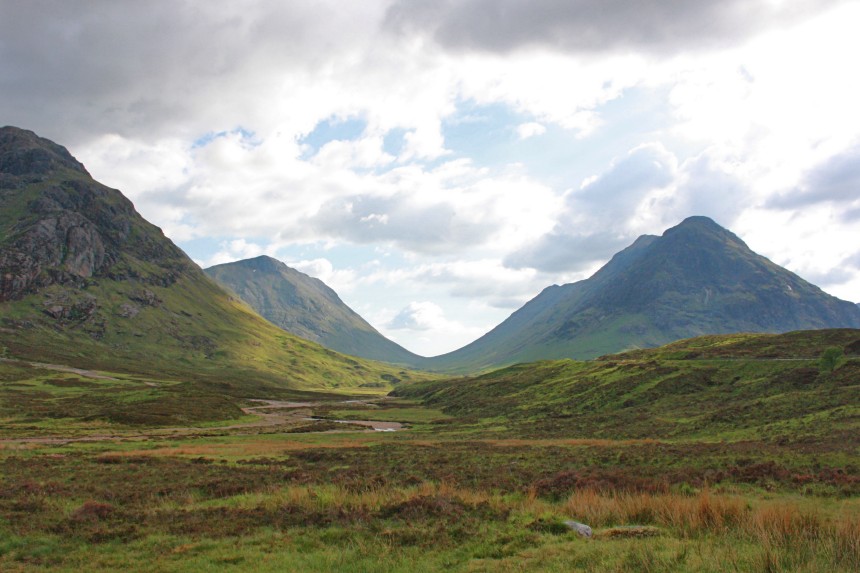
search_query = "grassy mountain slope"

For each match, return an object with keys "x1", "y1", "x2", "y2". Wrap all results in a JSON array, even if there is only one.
[
  {"x1": 425, "y1": 217, "x2": 860, "y2": 372},
  {"x1": 206, "y1": 256, "x2": 421, "y2": 365},
  {"x1": 0, "y1": 127, "x2": 427, "y2": 425},
  {"x1": 396, "y1": 329, "x2": 860, "y2": 442}
]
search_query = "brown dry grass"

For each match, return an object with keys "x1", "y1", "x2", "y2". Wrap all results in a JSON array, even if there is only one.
[{"x1": 557, "y1": 488, "x2": 859, "y2": 569}]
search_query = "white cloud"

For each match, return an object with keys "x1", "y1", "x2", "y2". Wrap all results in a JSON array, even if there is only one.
[
  {"x1": 383, "y1": 300, "x2": 486, "y2": 355},
  {"x1": 516, "y1": 122, "x2": 546, "y2": 139},
  {"x1": 506, "y1": 143, "x2": 679, "y2": 272},
  {"x1": 388, "y1": 301, "x2": 446, "y2": 331},
  {"x1": 288, "y1": 258, "x2": 358, "y2": 294}
]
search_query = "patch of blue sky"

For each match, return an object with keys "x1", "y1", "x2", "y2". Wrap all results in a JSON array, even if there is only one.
[
  {"x1": 275, "y1": 242, "x2": 409, "y2": 271},
  {"x1": 192, "y1": 127, "x2": 258, "y2": 149},
  {"x1": 440, "y1": 100, "x2": 527, "y2": 166},
  {"x1": 382, "y1": 127, "x2": 410, "y2": 158},
  {"x1": 438, "y1": 87, "x2": 684, "y2": 190},
  {"x1": 175, "y1": 237, "x2": 223, "y2": 264},
  {"x1": 299, "y1": 115, "x2": 367, "y2": 159}
]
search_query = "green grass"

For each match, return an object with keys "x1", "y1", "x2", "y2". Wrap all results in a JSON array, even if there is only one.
[{"x1": 0, "y1": 271, "x2": 438, "y2": 429}]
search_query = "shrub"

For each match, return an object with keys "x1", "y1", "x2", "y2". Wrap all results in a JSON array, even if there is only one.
[{"x1": 819, "y1": 347, "x2": 844, "y2": 373}]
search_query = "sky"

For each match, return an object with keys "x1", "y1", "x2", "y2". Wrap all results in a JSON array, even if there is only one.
[{"x1": 2, "y1": 0, "x2": 859, "y2": 356}]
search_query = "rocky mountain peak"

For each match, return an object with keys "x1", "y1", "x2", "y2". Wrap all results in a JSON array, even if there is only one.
[
  {"x1": 426, "y1": 216, "x2": 860, "y2": 370},
  {"x1": 240, "y1": 255, "x2": 290, "y2": 274},
  {"x1": 0, "y1": 126, "x2": 88, "y2": 177},
  {"x1": 661, "y1": 215, "x2": 747, "y2": 250}
]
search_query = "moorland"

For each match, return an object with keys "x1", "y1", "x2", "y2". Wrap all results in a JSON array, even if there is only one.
[{"x1": 1, "y1": 330, "x2": 858, "y2": 572}]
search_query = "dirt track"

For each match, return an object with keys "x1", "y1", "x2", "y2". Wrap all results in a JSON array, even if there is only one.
[{"x1": 0, "y1": 399, "x2": 403, "y2": 445}]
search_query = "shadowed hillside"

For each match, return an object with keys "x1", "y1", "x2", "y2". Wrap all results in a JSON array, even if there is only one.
[{"x1": 206, "y1": 256, "x2": 421, "y2": 365}]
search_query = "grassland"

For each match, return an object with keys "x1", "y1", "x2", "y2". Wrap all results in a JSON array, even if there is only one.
[
  {"x1": 1, "y1": 407, "x2": 857, "y2": 572},
  {"x1": 0, "y1": 330, "x2": 858, "y2": 571}
]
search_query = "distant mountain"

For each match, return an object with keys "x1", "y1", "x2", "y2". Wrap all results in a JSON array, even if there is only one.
[
  {"x1": 0, "y1": 126, "x2": 421, "y2": 402},
  {"x1": 206, "y1": 256, "x2": 421, "y2": 365},
  {"x1": 426, "y1": 216, "x2": 860, "y2": 372}
]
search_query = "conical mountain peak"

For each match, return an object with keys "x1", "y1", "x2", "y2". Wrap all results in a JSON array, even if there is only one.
[
  {"x1": 660, "y1": 216, "x2": 748, "y2": 250},
  {"x1": 426, "y1": 216, "x2": 860, "y2": 371}
]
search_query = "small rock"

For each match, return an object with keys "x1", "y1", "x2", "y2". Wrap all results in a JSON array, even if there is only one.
[
  {"x1": 118, "y1": 303, "x2": 139, "y2": 318},
  {"x1": 564, "y1": 520, "x2": 593, "y2": 538},
  {"x1": 130, "y1": 289, "x2": 160, "y2": 306},
  {"x1": 44, "y1": 304, "x2": 67, "y2": 319}
]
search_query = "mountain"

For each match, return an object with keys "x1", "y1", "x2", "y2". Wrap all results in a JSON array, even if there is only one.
[
  {"x1": 395, "y1": 328, "x2": 860, "y2": 441},
  {"x1": 205, "y1": 256, "x2": 421, "y2": 365},
  {"x1": 426, "y1": 216, "x2": 860, "y2": 372},
  {"x1": 0, "y1": 127, "x2": 423, "y2": 414}
]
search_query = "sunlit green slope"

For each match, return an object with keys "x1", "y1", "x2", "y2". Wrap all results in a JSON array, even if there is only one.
[
  {"x1": 396, "y1": 329, "x2": 860, "y2": 442},
  {"x1": 0, "y1": 126, "x2": 426, "y2": 406}
]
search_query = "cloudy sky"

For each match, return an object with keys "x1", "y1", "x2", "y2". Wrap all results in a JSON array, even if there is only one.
[{"x1": 3, "y1": 0, "x2": 859, "y2": 355}]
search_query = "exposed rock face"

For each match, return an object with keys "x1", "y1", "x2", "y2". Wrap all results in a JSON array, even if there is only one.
[
  {"x1": 0, "y1": 210, "x2": 108, "y2": 296},
  {"x1": 0, "y1": 126, "x2": 193, "y2": 302},
  {"x1": 0, "y1": 126, "x2": 88, "y2": 177}
]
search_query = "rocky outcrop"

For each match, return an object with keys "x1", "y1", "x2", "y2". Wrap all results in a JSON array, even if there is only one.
[
  {"x1": 0, "y1": 210, "x2": 109, "y2": 299},
  {"x1": 0, "y1": 126, "x2": 88, "y2": 177}
]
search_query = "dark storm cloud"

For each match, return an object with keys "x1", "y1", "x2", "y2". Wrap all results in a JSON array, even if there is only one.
[
  {"x1": 384, "y1": 0, "x2": 843, "y2": 55},
  {"x1": 0, "y1": 1, "x2": 345, "y2": 144},
  {"x1": 767, "y1": 146, "x2": 860, "y2": 209}
]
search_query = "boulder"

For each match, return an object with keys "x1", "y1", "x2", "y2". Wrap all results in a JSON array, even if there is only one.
[{"x1": 564, "y1": 520, "x2": 593, "y2": 538}]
